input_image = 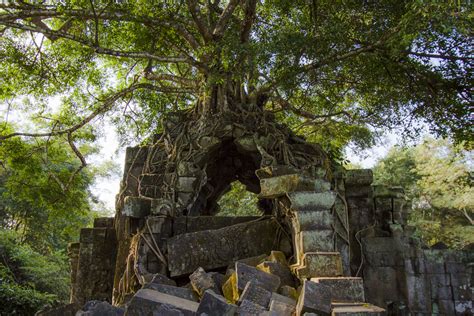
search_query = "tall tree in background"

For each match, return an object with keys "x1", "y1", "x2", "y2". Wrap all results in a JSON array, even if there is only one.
[
  {"x1": 0, "y1": 0, "x2": 471, "y2": 160},
  {"x1": 374, "y1": 138, "x2": 473, "y2": 248},
  {"x1": 0, "y1": 124, "x2": 96, "y2": 252}
]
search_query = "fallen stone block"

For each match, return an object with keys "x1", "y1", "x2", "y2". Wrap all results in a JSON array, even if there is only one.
[
  {"x1": 310, "y1": 277, "x2": 365, "y2": 302},
  {"x1": 257, "y1": 261, "x2": 296, "y2": 288},
  {"x1": 234, "y1": 254, "x2": 268, "y2": 268},
  {"x1": 236, "y1": 262, "x2": 281, "y2": 292},
  {"x1": 238, "y1": 299, "x2": 267, "y2": 315},
  {"x1": 167, "y1": 219, "x2": 280, "y2": 276},
  {"x1": 278, "y1": 285, "x2": 298, "y2": 300},
  {"x1": 269, "y1": 292, "x2": 296, "y2": 315},
  {"x1": 197, "y1": 290, "x2": 238, "y2": 316},
  {"x1": 189, "y1": 267, "x2": 221, "y2": 297},
  {"x1": 37, "y1": 303, "x2": 81, "y2": 316},
  {"x1": 267, "y1": 251, "x2": 288, "y2": 265},
  {"x1": 296, "y1": 280, "x2": 332, "y2": 315},
  {"x1": 147, "y1": 273, "x2": 177, "y2": 286},
  {"x1": 125, "y1": 289, "x2": 199, "y2": 316},
  {"x1": 238, "y1": 281, "x2": 272, "y2": 308},
  {"x1": 142, "y1": 283, "x2": 198, "y2": 302},
  {"x1": 76, "y1": 301, "x2": 124, "y2": 316}
]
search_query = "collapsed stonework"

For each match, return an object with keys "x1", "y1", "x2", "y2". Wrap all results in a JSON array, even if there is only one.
[{"x1": 50, "y1": 109, "x2": 471, "y2": 315}]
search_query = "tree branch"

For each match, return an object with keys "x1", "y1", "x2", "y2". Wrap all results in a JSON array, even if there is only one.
[
  {"x1": 212, "y1": 0, "x2": 240, "y2": 38},
  {"x1": 406, "y1": 51, "x2": 474, "y2": 62},
  {"x1": 186, "y1": 0, "x2": 212, "y2": 42},
  {"x1": 0, "y1": 5, "x2": 202, "y2": 52},
  {"x1": 0, "y1": 83, "x2": 184, "y2": 141},
  {"x1": 272, "y1": 95, "x2": 353, "y2": 122},
  {"x1": 144, "y1": 71, "x2": 198, "y2": 88},
  {"x1": 0, "y1": 20, "x2": 190, "y2": 63},
  {"x1": 240, "y1": 0, "x2": 256, "y2": 43}
]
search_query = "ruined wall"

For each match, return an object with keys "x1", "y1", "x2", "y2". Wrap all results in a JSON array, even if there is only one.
[
  {"x1": 69, "y1": 217, "x2": 117, "y2": 305},
  {"x1": 66, "y1": 110, "x2": 472, "y2": 315},
  {"x1": 355, "y1": 181, "x2": 473, "y2": 315}
]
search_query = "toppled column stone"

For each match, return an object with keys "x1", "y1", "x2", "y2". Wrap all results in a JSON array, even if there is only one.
[
  {"x1": 238, "y1": 281, "x2": 272, "y2": 308},
  {"x1": 125, "y1": 289, "x2": 199, "y2": 316},
  {"x1": 236, "y1": 262, "x2": 281, "y2": 292},
  {"x1": 296, "y1": 280, "x2": 332, "y2": 315},
  {"x1": 189, "y1": 267, "x2": 222, "y2": 297},
  {"x1": 257, "y1": 261, "x2": 296, "y2": 288},
  {"x1": 269, "y1": 292, "x2": 296, "y2": 315},
  {"x1": 238, "y1": 299, "x2": 267, "y2": 315},
  {"x1": 196, "y1": 290, "x2": 238, "y2": 316},
  {"x1": 167, "y1": 219, "x2": 283, "y2": 276},
  {"x1": 142, "y1": 283, "x2": 198, "y2": 302}
]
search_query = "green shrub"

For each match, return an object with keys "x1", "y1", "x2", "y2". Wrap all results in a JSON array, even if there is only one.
[{"x1": 0, "y1": 229, "x2": 70, "y2": 315}]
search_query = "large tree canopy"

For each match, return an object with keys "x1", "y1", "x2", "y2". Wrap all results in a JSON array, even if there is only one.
[{"x1": 0, "y1": 1, "x2": 472, "y2": 163}]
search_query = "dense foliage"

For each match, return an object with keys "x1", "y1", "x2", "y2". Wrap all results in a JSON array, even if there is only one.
[
  {"x1": 0, "y1": 0, "x2": 471, "y2": 157},
  {"x1": 0, "y1": 229, "x2": 69, "y2": 315},
  {"x1": 217, "y1": 181, "x2": 260, "y2": 216},
  {"x1": 374, "y1": 138, "x2": 473, "y2": 248},
  {"x1": 0, "y1": 124, "x2": 96, "y2": 252}
]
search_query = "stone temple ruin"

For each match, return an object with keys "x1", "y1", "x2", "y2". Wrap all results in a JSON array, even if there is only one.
[{"x1": 47, "y1": 108, "x2": 471, "y2": 315}]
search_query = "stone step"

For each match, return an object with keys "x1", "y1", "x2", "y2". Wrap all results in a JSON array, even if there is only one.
[
  {"x1": 310, "y1": 277, "x2": 365, "y2": 303},
  {"x1": 292, "y1": 252, "x2": 343, "y2": 279},
  {"x1": 331, "y1": 302, "x2": 385, "y2": 315},
  {"x1": 287, "y1": 191, "x2": 336, "y2": 211}
]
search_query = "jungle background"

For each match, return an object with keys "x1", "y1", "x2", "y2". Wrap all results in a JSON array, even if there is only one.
[{"x1": 0, "y1": 0, "x2": 472, "y2": 314}]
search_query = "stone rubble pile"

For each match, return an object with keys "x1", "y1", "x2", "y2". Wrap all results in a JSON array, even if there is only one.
[{"x1": 74, "y1": 250, "x2": 383, "y2": 316}]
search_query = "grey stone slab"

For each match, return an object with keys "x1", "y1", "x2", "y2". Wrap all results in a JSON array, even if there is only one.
[
  {"x1": 330, "y1": 303, "x2": 385, "y2": 315},
  {"x1": 257, "y1": 261, "x2": 295, "y2": 288},
  {"x1": 270, "y1": 292, "x2": 296, "y2": 306},
  {"x1": 77, "y1": 301, "x2": 124, "y2": 316},
  {"x1": 294, "y1": 210, "x2": 333, "y2": 231},
  {"x1": 197, "y1": 290, "x2": 238, "y2": 316},
  {"x1": 125, "y1": 289, "x2": 198, "y2": 316},
  {"x1": 287, "y1": 191, "x2": 336, "y2": 211},
  {"x1": 142, "y1": 283, "x2": 198, "y2": 302},
  {"x1": 148, "y1": 273, "x2": 177, "y2": 286},
  {"x1": 345, "y1": 169, "x2": 373, "y2": 186},
  {"x1": 259, "y1": 174, "x2": 330, "y2": 198},
  {"x1": 268, "y1": 299, "x2": 295, "y2": 315},
  {"x1": 238, "y1": 281, "x2": 272, "y2": 308},
  {"x1": 299, "y1": 230, "x2": 334, "y2": 252},
  {"x1": 238, "y1": 299, "x2": 267, "y2": 315},
  {"x1": 167, "y1": 219, "x2": 280, "y2": 276},
  {"x1": 236, "y1": 262, "x2": 281, "y2": 292},
  {"x1": 122, "y1": 196, "x2": 151, "y2": 218},
  {"x1": 173, "y1": 216, "x2": 262, "y2": 235},
  {"x1": 310, "y1": 277, "x2": 365, "y2": 302},
  {"x1": 344, "y1": 185, "x2": 372, "y2": 198},
  {"x1": 296, "y1": 280, "x2": 332, "y2": 315},
  {"x1": 189, "y1": 267, "x2": 221, "y2": 297}
]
